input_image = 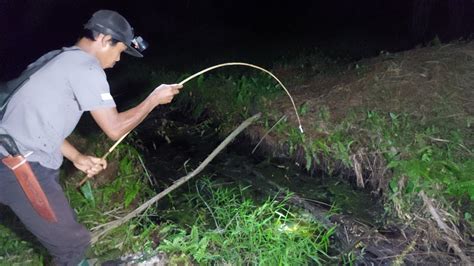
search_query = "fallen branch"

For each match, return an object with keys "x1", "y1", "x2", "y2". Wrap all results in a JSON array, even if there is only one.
[
  {"x1": 419, "y1": 191, "x2": 471, "y2": 265},
  {"x1": 90, "y1": 113, "x2": 261, "y2": 244}
]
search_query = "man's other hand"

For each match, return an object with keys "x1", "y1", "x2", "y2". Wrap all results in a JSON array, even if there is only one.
[{"x1": 73, "y1": 154, "x2": 107, "y2": 177}]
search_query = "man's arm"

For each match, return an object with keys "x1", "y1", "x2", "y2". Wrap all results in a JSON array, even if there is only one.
[
  {"x1": 61, "y1": 140, "x2": 106, "y2": 177},
  {"x1": 90, "y1": 84, "x2": 182, "y2": 140}
]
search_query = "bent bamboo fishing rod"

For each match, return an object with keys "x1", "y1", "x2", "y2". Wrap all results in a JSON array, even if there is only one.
[{"x1": 78, "y1": 62, "x2": 304, "y2": 187}]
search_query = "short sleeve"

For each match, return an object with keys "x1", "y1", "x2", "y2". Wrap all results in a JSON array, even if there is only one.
[{"x1": 68, "y1": 60, "x2": 116, "y2": 111}]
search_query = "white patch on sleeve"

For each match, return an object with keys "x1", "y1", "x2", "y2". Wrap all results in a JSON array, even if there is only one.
[{"x1": 101, "y1": 93, "x2": 113, "y2": 101}]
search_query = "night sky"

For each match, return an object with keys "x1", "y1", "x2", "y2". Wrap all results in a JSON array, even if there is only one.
[{"x1": 1, "y1": 0, "x2": 473, "y2": 81}]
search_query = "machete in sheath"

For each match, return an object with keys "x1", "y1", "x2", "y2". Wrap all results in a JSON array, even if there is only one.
[{"x1": 0, "y1": 134, "x2": 57, "y2": 223}]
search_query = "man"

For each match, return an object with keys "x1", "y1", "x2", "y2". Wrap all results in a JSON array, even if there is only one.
[{"x1": 0, "y1": 10, "x2": 182, "y2": 265}]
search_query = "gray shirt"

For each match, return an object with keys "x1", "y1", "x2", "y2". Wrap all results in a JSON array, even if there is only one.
[{"x1": 0, "y1": 46, "x2": 116, "y2": 169}]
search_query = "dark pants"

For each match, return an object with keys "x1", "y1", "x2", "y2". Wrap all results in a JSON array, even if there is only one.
[{"x1": 0, "y1": 161, "x2": 90, "y2": 265}]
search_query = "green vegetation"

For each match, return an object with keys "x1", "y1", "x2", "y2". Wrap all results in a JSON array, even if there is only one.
[
  {"x1": 167, "y1": 44, "x2": 473, "y2": 261},
  {"x1": 1, "y1": 42, "x2": 472, "y2": 264},
  {"x1": 0, "y1": 139, "x2": 160, "y2": 264},
  {"x1": 66, "y1": 140, "x2": 159, "y2": 257},
  {"x1": 0, "y1": 220, "x2": 45, "y2": 265},
  {"x1": 1, "y1": 134, "x2": 335, "y2": 265},
  {"x1": 176, "y1": 69, "x2": 472, "y2": 228},
  {"x1": 158, "y1": 179, "x2": 334, "y2": 265}
]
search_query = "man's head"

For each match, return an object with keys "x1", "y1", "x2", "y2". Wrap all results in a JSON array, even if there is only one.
[{"x1": 79, "y1": 10, "x2": 148, "y2": 68}]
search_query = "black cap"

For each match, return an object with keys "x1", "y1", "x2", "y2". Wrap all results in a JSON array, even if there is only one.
[{"x1": 84, "y1": 10, "x2": 143, "y2": 57}]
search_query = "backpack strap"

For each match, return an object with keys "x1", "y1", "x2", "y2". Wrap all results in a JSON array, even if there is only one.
[{"x1": 0, "y1": 47, "x2": 80, "y2": 119}]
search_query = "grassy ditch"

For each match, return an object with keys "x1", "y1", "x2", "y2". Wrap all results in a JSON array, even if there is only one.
[
  {"x1": 167, "y1": 41, "x2": 473, "y2": 263},
  {"x1": 172, "y1": 68, "x2": 472, "y2": 207}
]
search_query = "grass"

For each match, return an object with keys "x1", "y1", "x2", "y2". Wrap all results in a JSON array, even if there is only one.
[
  {"x1": 65, "y1": 139, "x2": 160, "y2": 258},
  {"x1": 158, "y1": 178, "x2": 334, "y2": 265},
  {"x1": 0, "y1": 137, "x2": 160, "y2": 264},
  {"x1": 266, "y1": 106, "x2": 473, "y2": 226},
  {"x1": 0, "y1": 220, "x2": 45, "y2": 265},
  {"x1": 1, "y1": 43, "x2": 471, "y2": 264},
  {"x1": 0, "y1": 132, "x2": 337, "y2": 265},
  {"x1": 168, "y1": 55, "x2": 473, "y2": 260}
]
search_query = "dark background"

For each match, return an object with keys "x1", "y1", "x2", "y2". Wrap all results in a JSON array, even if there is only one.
[{"x1": 1, "y1": 0, "x2": 473, "y2": 81}]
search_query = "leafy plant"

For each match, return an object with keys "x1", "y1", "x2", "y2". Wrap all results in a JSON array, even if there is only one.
[{"x1": 158, "y1": 179, "x2": 334, "y2": 265}]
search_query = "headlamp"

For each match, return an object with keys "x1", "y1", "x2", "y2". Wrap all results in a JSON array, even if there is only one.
[{"x1": 131, "y1": 36, "x2": 149, "y2": 52}]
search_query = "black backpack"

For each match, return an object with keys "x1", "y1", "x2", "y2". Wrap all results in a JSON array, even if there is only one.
[{"x1": 0, "y1": 48, "x2": 77, "y2": 120}]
